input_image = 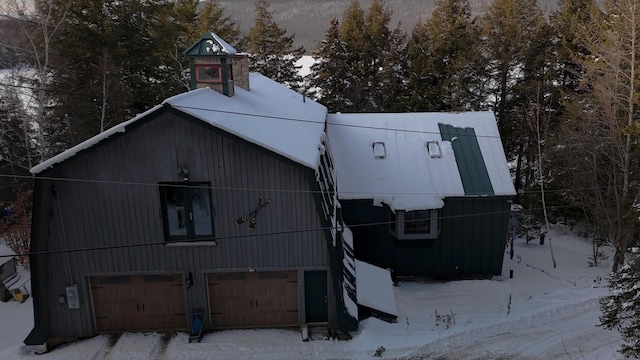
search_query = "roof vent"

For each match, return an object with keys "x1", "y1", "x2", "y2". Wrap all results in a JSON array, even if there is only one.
[
  {"x1": 373, "y1": 142, "x2": 386, "y2": 159},
  {"x1": 426, "y1": 141, "x2": 441, "y2": 158}
]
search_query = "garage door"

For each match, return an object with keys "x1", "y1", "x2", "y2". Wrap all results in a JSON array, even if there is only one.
[
  {"x1": 90, "y1": 274, "x2": 187, "y2": 332},
  {"x1": 208, "y1": 270, "x2": 298, "y2": 328}
]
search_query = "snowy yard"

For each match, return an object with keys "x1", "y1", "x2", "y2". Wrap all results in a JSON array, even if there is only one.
[{"x1": 0, "y1": 225, "x2": 622, "y2": 359}]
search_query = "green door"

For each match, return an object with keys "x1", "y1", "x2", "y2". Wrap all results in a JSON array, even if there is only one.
[{"x1": 304, "y1": 271, "x2": 328, "y2": 323}]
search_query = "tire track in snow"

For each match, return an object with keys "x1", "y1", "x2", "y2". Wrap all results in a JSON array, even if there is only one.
[{"x1": 403, "y1": 296, "x2": 618, "y2": 360}]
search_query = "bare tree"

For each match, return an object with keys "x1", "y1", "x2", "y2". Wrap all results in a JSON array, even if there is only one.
[
  {"x1": 0, "y1": 0, "x2": 69, "y2": 166},
  {"x1": 526, "y1": 85, "x2": 557, "y2": 268},
  {"x1": 557, "y1": 0, "x2": 640, "y2": 272}
]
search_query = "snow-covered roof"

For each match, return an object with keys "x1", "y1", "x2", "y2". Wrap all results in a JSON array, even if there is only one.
[
  {"x1": 326, "y1": 112, "x2": 515, "y2": 211},
  {"x1": 31, "y1": 73, "x2": 327, "y2": 174},
  {"x1": 183, "y1": 32, "x2": 237, "y2": 56},
  {"x1": 164, "y1": 73, "x2": 327, "y2": 169},
  {"x1": 355, "y1": 259, "x2": 398, "y2": 318},
  {"x1": 0, "y1": 244, "x2": 16, "y2": 266},
  {"x1": 210, "y1": 33, "x2": 237, "y2": 54}
]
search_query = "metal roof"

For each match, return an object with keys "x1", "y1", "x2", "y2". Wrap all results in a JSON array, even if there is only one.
[{"x1": 326, "y1": 112, "x2": 515, "y2": 211}]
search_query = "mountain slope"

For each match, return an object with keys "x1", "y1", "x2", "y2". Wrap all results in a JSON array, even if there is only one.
[{"x1": 218, "y1": 0, "x2": 560, "y2": 51}]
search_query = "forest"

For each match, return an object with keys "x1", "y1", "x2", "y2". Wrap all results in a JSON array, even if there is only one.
[
  {"x1": 0, "y1": 0, "x2": 640, "y2": 354},
  {"x1": 217, "y1": 0, "x2": 562, "y2": 50}
]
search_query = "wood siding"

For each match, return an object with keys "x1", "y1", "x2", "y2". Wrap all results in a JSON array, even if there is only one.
[{"x1": 38, "y1": 110, "x2": 333, "y2": 339}]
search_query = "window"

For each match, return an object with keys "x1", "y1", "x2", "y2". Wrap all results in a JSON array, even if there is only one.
[
  {"x1": 159, "y1": 182, "x2": 214, "y2": 242},
  {"x1": 389, "y1": 210, "x2": 440, "y2": 240},
  {"x1": 195, "y1": 65, "x2": 222, "y2": 83}
]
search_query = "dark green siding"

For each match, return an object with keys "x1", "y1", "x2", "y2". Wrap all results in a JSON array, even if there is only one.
[
  {"x1": 342, "y1": 197, "x2": 511, "y2": 279},
  {"x1": 439, "y1": 124, "x2": 493, "y2": 196}
]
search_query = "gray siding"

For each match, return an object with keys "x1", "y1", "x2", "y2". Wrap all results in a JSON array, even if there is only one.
[{"x1": 40, "y1": 111, "x2": 332, "y2": 339}]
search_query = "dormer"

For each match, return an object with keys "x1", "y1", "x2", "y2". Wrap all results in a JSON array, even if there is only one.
[{"x1": 184, "y1": 32, "x2": 249, "y2": 96}]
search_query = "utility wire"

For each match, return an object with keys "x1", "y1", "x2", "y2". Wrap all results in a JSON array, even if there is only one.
[
  {"x1": 171, "y1": 104, "x2": 505, "y2": 140},
  {"x1": 0, "y1": 172, "x2": 625, "y2": 197},
  {"x1": 0, "y1": 79, "x2": 502, "y2": 140},
  {"x1": 2, "y1": 80, "x2": 613, "y2": 144},
  {"x1": 0, "y1": 204, "x2": 569, "y2": 259}
]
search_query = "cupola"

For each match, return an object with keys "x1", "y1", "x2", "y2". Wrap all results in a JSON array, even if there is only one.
[{"x1": 184, "y1": 32, "x2": 249, "y2": 96}]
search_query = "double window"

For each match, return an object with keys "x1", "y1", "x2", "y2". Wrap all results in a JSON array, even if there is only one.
[
  {"x1": 159, "y1": 182, "x2": 214, "y2": 242},
  {"x1": 390, "y1": 210, "x2": 440, "y2": 240}
]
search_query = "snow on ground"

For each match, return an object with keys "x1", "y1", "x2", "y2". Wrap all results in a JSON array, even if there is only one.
[{"x1": 0, "y1": 225, "x2": 623, "y2": 359}]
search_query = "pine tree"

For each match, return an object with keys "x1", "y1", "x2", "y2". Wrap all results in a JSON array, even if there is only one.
[
  {"x1": 308, "y1": 19, "x2": 352, "y2": 112},
  {"x1": 600, "y1": 256, "x2": 640, "y2": 357},
  {"x1": 47, "y1": 0, "x2": 241, "y2": 146},
  {"x1": 406, "y1": 0, "x2": 485, "y2": 112},
  {"x1": 242, "y1": 0, "x2": 304, "y2": 91},
  {"x1": 155, "y1": 0, "x2": 240, "y2": 92},
  {"x1": 310, "y1": 0, "x2": 406, "y2": 113},
  {"x1": 363, "y1": 0, "x2": 407, "y2": 112},
  {"x1": 478, "y1": 0, "x2": 553, "y2": 197},
  {"x1": 48, "y1": 0, "x2": 177, "y2": 145},
  {"x1": 336, "y1": 0, "x2": 368, "y2": 112},
  {"x1": 195, "y1": 0, "x2": 240, "y2": 44},
  {"x1": 0, "y1": 75, "x2": 33, "y2": 200},
  {"x1": 546, "y1": 0, "x2": 600, "y2": 230}
]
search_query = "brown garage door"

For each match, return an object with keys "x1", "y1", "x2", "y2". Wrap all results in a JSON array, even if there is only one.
[
  {"x1": 208, "y1": 270, "x2": 298, "y2": 328},
  {"x1": 90, "y1": 274, "x2": 187, "y2": 332}
]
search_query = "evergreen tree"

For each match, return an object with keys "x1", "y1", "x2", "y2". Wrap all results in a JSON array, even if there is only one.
[
  {"x1": 336, "y1": 0, "x2": 367, "y2": 112},
  {"x1": 155, "y1": 0, "x2": 240, "y2": 92},
  {"x1": 600, "y1": 256, "x2": 640, "y2": 357},
  {"x1": 47, "y1": 0, "x2": 240, "y2": 147},
  {"x1": 242, "y1": 0, "x2": 304, "y2": 91},
  {"x1": 49, "y1": 0, "x2": 175, "y2": 145},
  {"x1": 546, "y1": 0, "x2": 599, "y2": 224},
  {"x1": 0, "y1": 73, "x2": 34, "y2": 198},
  {"x1": 478, "y1": 0, "x2": 553, "y2": 196},
  {"x1": 310, "y1": 0, "x2": 406, "y2": 113},
  {"x1": 406, "y1": 0, "x2": 485, "y2": 112},
  {"x1": 195, "y1": 0, "x2": 240, "y2": 44},
  {"x1": 363, "y1": 0, "x2": 407, "y2": 112},
  {"x1": 308, "y1": 19, "x2": 352, "y2": 112}
]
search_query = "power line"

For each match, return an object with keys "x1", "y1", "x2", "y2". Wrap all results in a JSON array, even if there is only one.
[
  {"x1": 0, "y1": 80, "x2": 502, "y2": 140},
  {"x1": 0, "y1": 205, "x2": 568, "y2": 259},
  {"x1": 0, "y1": 172, "x2": 624, "y2": 197},
  {"x1": 1, "y1": 77, "x2": 631, "y2": 148},
  {"x1": 171, "y1": 104, "x2": 505, "y2": 140}
]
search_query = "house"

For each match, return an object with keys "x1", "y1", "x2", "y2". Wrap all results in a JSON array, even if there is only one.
[
  {"x1": 24, "y1": 33, "x2": 361, "y2": 348},
  {"x1": 0, "y1": 244, "x2": 17, "y2": 301},
  {"x1": 24, "y1": 32, "x2": 513, "y2": 348},
  {"x1": 327, "y1": 113, "x2": 516, "y2": 279}
]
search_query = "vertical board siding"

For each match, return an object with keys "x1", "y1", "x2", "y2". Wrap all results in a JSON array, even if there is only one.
[
  {"x1": 342, "y1": 197, "x2": 511, "y2": 279},
  {"x1": 42, "y1": 112, "x2": 331, "y2": 339}
]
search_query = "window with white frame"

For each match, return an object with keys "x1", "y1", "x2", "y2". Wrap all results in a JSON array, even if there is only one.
[{"x1": 389, "y1": 209, "x2": 440, "y2": 240}]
